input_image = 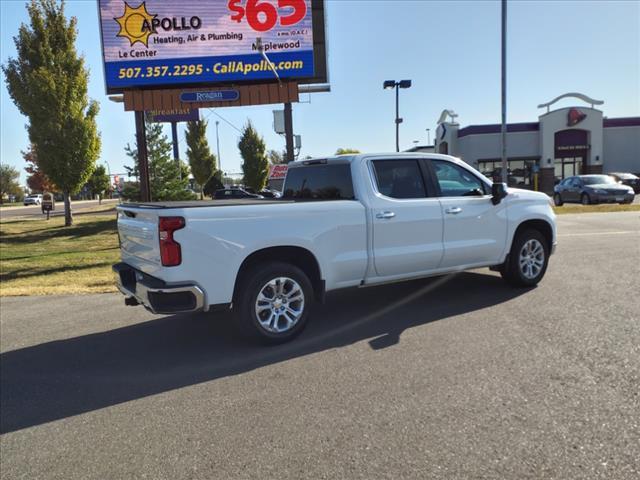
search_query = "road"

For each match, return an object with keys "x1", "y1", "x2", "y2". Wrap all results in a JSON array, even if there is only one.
[
  {"x1": 0, "y1": 198, "x2": 118, "y2": 219},
  {"x1": 1, "y1": 212, "x2": 639, "y2": 479}
]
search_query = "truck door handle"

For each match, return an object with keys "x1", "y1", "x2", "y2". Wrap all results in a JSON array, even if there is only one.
[
  {"x1": 376, "y1": 211, "x2": 396, "y2": 219},
  {"x1": 445, "y1": 207, "x2": 462, "y2": 214}
]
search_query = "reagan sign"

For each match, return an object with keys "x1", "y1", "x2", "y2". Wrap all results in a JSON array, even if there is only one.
[{"x1": 98, "y1": 0, "x2": 319, "y2": 93}]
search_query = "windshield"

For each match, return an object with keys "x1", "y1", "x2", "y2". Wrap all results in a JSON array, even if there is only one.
[{"x1": 582, "y1": 175, "x2": 617, "y2": 185}]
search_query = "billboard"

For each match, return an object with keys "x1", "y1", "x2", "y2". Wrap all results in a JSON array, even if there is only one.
[{"x1": 98, "y1": 0, "x2": 325, "y2": 94}]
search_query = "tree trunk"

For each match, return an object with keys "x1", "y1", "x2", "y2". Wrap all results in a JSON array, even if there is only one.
[
  {"x1": 98, "y1": 194, "x2": 102, "y2": 205},
  {"x1": 200, "y1": 187, "x2": 204, "y2": 200},
  {"x1": 63, "y1": 190, "x2": 73, "y2": 226}
]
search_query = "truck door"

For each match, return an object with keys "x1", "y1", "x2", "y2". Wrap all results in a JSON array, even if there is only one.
[
  {"x1": 369, "y1": 158, "x2": 444, "y2": 277},
  {"x1": 428, "y1": 160, "x2": 507, "y2": 268}
]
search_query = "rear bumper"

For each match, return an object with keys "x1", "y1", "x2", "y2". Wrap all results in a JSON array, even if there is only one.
[{"x1": 113, "y1": 262, "x2": 206, "y2": 314}]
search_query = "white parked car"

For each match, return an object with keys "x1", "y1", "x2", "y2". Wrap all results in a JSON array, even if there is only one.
[
  {"x1": 23, "y1": 194, "x2": 43, "y2": 206},
  {"x1": 114, "y1": 153, "x2": 557, "y2": 343}
]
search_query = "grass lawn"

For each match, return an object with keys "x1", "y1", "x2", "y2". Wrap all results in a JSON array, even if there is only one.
[
  {"x1": 0, "y1": 213, "x2": 120, "y2": 296},
  {"x1": 553, "y1": 203, "x2": 640, "y2": 214}
]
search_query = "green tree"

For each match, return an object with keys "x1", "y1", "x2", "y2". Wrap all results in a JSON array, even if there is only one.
[
  {"x1": 203, "y1": 170, "x2": 225, "y2": 198},
  {"x1": 239, "y1": 121, "x2": 268, "y2": 191},
  {"x1": 2, "y1": 0, "x2": 101, "y2": 226},
  {"x1": 267, "y1": 149, "x2": 285, "y2": 165},
  {"x1": 86, "y1": 164, "x2": 110, "y2": 204},
  {"x1": 185, "y1": 120, "x2": 217, "y2": 199},
  {"x1": 124, "y1": 122, "x2": 195, "y2": 201},
  {"x1": 0, "y1": 164, "x2": 22, "y2": 204},
  {"x1": 335, "y1": 148, "x2": 361, "y2": 155}
]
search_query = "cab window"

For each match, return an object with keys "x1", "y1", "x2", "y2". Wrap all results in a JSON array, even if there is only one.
[
  {"x1": 372, "y1": 160, "x2": 427, "y2": 199},
  {"x1": 432, "y1": 160, "x2": 486, "y2": 197}
]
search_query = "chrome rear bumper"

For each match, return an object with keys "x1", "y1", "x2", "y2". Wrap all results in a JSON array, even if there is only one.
[{"x1": 113, "y1": 263, "x2": 206, "y2": 314}]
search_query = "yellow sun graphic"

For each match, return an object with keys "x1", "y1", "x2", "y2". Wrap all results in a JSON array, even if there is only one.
[{"x1": 114, "y1": 2, "x2": 156, "y2": 47}]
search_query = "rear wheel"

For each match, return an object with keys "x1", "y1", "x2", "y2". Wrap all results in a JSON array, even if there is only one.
[
  {"x1": 581, "y1": 193, "x2": 591, "y2": 205},
  {"x1": 553, "y1": 193, "x2": 563, "y2": 206},
  {"x1": 501, "y1": 229, "x2": 549, "y2": 287},
  {"x1": 234, "y1": 261, "x2": 313, "y2": 344}
]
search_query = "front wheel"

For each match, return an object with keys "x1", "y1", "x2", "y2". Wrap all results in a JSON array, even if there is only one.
[
  {"x1": 234, "y1": 261, "x2": 313, "y2": 344},
  {"x1": 501, "y1": 229, "x2": 549, "y2": 287},
  {"x1": 553, "y1": 193, "x2": 563, "y2": 206}
]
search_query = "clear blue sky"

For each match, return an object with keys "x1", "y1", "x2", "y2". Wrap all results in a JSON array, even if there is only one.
[{"x1": 2, "y1": 0, "x2": 639, "y2": 183}]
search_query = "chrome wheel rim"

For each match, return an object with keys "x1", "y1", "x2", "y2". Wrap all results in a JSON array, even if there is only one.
[
  {"x1": 519, "y1": 239, "x2": 545, "y2": 280},
  {"x1": 255, "y1": 277, "x2": 305, "y2": 333}
]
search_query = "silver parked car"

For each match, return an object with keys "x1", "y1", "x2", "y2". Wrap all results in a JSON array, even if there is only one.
[{"x1": 553, "y1": 175, "x2": 635, "y2": 206}]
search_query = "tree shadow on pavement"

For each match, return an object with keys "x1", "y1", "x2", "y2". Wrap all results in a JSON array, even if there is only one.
[{"x1": 0, "y1": 271, "x2": 528, "y2": 433}]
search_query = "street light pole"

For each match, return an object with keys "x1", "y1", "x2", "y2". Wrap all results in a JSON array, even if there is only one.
[
  {"x1": 501, "y1": 0, "x2": 508, "y2": 184},
  {"x1": 426, "y1": 128, "x2": 431, "y2": 145},
  {"x1": 215, "y1": 120, "x2": 221, "y2": 173},
  {"x1": 384, "y1": 79, "x2": 412, "y2": 153}
]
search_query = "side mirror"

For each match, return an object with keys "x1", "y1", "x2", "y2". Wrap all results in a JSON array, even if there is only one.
[{"x1": 491, "y1": 182, "x2": 508, "y2": 205}]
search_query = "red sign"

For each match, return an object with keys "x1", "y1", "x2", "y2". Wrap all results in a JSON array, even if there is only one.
[
  {"x1": 567, "y1": 108, "x2": 587, "y2": 127},
  {"x1": 269, "y1": 164, "x2": 288, "y2": 179}
]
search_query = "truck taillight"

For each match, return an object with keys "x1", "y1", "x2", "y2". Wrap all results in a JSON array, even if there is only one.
[{"x1": 159, "y1": 216, "x2": 185, "y2": 266}]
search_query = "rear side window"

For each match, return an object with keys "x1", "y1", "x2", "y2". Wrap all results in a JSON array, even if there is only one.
[
  {"x1": 372, "y1": 160, "x2": 427, "y2": 199},
  {"x1": 283, "y1": 164, "x2": 355, "y2": 200},
  {"x1": 432, "y1": 160, "x2": 486, "y2": 196}
]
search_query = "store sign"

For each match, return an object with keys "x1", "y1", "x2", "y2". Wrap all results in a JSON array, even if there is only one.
[
  {"x1": 567, "y1": 108, "x2": 587, "y2": 127},
  {"x1": 146, "y1": 108, "x2": 199, "y2": 123},
  {"x1": 98, "y1": 0, "x2": 316, "y2": 93},
  {"x1": 180, "y1": 91, "x2": 239, "y2": 103},
  {"x1": 269, "y1": 164, "x2": 288, "y2": 179}
]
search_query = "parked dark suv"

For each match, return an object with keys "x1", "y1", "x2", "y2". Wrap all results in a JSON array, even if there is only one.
[
  {"x1": 608, "y1": 172, "x2": 640, "y2": 194},
  {"x1": 553, "y1": 175, "x2": 635, "y2": 206}
]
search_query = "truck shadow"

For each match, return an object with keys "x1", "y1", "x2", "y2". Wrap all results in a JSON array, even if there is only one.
[{"x1": 1, "y1": 271, "x2": 528, "y2": 434}]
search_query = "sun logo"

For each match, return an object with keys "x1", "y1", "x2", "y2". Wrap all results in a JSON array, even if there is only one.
[{"x1": 114, "y1": 2, "x2": 156, "y2": 47}]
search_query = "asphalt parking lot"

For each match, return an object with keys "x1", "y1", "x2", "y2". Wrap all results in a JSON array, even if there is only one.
[{"x1": 1, "y1": 212, "x2": 639, "y2": 479}]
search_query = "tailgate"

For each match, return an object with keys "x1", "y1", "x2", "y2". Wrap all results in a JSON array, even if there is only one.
[{"x1": 117, "y1": 206, "x2": 161, "y2": 266}]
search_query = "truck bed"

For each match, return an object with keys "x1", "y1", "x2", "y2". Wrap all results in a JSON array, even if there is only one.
[{"x1": 119, "y1": 199, "x2": 292, "y2": 209}]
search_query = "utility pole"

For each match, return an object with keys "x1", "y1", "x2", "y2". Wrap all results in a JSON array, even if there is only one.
[
  {"x1": 134, "y1": 110, "x2": 150, "y2": 202},
  {"x1": 215, "y1": 120, "x2": 221, "y2": 173},
  {"x1": 284, "y1": 102, "x2": 294, "y2": 163},
  {"x1": 501, "y1": 0, "x2": 508, "y2": 184}
]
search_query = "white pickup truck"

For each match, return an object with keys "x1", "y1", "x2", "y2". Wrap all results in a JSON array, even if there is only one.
[{"x1": 114, "y1": 153, "x2": 557, "y2": 343}]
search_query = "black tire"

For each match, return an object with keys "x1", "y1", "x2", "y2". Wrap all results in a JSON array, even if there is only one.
[
  {"x1": 581, "y1": 193, "x2": 591, "y2": 205},
  {"x1": 553, "y1": 193, "x2": 563, "y2": 206},
  {"x1": 234, "y1": 261, "x2": 313, "y2": 344},
  {"x1": 501, "y1": 229, "x2": 550, "y2": 287}
]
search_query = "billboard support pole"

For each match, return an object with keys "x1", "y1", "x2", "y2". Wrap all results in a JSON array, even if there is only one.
[
  {"x1": 171, "y1": 121, "x2": 179, "y2": 161},
  {"x1": 284, "y1": 102, "x2": 294, "y2": 163},
  {"x1": 135, "y1": 110, "x2": 151, "y2": 202},
  {"x1": 171, "y1": 120, "x2": 181, "y2": 180}
]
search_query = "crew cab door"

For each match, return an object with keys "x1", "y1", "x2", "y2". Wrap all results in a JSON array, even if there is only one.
[
  {"x1": 428, "y1": 159, "x2": 507, "y2": 268},
  {"x1": 368, "y1": 158, "x2": 444, "y2": 277}
]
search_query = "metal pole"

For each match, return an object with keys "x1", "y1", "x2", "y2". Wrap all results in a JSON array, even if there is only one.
[
  {"x1": 284, "y1": 102, "x2": 294, "y2": 163},
  {"x1": 215, "y1": 120, "x2": 221, "y2": 173},
  {"x1": 171, "y1": 121, "x2": 179, "y2": 161},
  {"x1": 134, "y1": 110, "x2": 151, "y2": 202},
  {"x1": 395, "y1": 84, "x2": 400, "y2": 152},
  {"x1": 501, "y1": 0, "x2": 508, "y2": 184},
  {"x1": 426, "y1": 129, "x2": 431, "y2": 145}
]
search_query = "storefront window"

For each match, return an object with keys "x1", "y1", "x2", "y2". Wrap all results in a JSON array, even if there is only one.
[
  {"x1": 554, "y1": 157, "x2": 584, "y2": 182},
  {"x1": 477, "y1": 158, "x2": 538, "y2": 188}
]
